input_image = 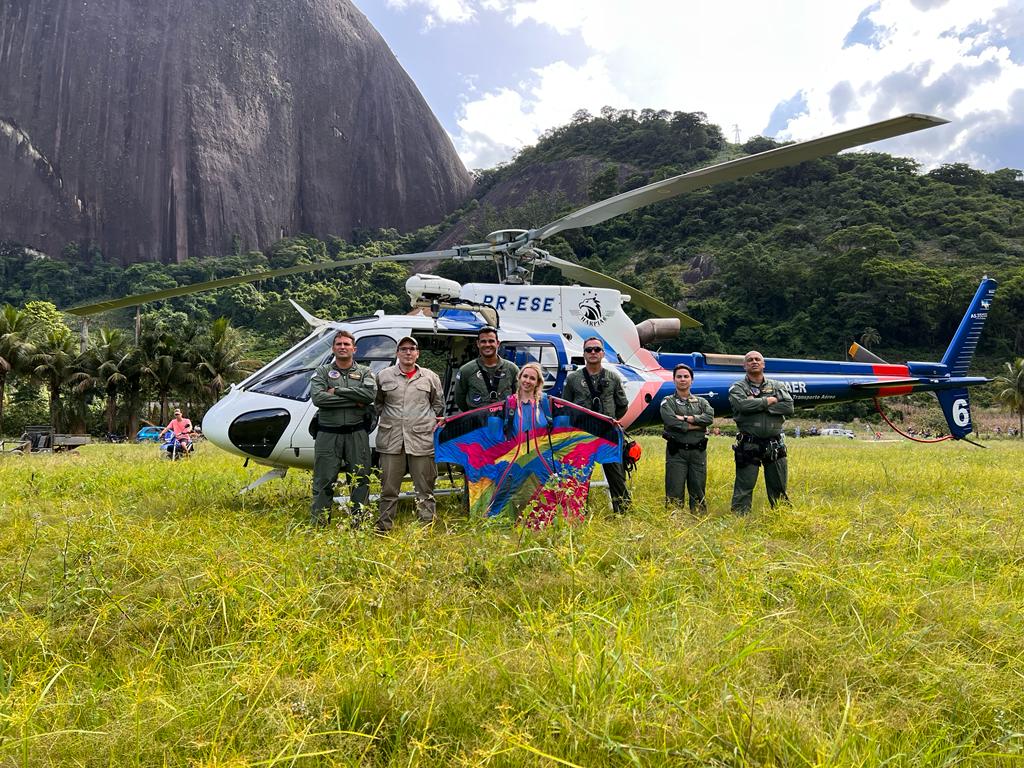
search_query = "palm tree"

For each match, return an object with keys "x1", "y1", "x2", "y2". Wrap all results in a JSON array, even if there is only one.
[
  {"x1": 79, "y1": 327, "x2": 132, "y2": 434},
  {"x1": 996, "y1": 358, "x2": 1024, "y2": 438},
  {"x1": 31, "y1": 330, "x2": 82, "y2": 432},
  {"x1": 860, "y1": 327, "x2": 882, "y2": 349},
  {"x1": 0, "y1": 305, "x2": 35, "y2": 435},
  {"x1": 138, "y1": 328, "x2": 189, "y2": 424},
  {"x1": 119, "y1": 346, "x2": 148, "y2": 439},
  {"x1": 191, "y1": 317, "x2": 260, "y2": 411}
]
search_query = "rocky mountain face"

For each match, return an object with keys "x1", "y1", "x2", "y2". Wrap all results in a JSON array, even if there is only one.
[
  {"x1": 0, "y1": 0, "x2": 472, "y2": 264},
  {"x1": 432, "y1": 157, "x2": 638, "y2": 249}
]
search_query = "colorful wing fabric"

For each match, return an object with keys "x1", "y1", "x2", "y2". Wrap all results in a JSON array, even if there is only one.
[{"x1": 435, "y1": 396, "x2": 623, "y2": 525}]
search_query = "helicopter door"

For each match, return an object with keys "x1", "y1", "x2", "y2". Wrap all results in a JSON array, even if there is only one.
[{"x1": 498, "y1": 338, "x2": 567, "y2": 395}]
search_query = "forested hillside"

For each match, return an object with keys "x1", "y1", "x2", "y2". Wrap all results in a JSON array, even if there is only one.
[{"x1": 2, "y1": 108, "x2": 1023, "y2": 367}]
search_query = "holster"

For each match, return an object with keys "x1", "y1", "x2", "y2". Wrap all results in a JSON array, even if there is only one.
[{"x1": 733, "y1": 433, "x2": 786, "y2": 467}]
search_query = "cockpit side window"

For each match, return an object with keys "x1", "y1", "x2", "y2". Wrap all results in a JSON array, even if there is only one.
[
  {"x1": 244, "y1": 329, "x2": 337, "y2": 400},
  {"x1": 499, "y1": 342, "x2": 559, "y2": 389},
  {"x1": 245, "y1": 333, "x2": 397, "y2": 402},
  {"x1": 356, "y1": 335, "x2": 398, "y2": 375}
]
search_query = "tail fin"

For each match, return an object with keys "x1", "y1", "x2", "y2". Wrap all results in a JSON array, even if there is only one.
[
  {"x1": 941, "y1": 277, "x2": 997, "y2": 376},
  {"x1": 935, "y1": 388, "x2": 973, "y2": 439}
]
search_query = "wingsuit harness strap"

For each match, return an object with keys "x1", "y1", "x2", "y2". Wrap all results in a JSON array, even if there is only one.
[
  {"x1": 733, "y1": 432, "x2": 786, "y2": 467},
  {"x1": 502, "y1": 397, "x2": 554, "y2": 440}
]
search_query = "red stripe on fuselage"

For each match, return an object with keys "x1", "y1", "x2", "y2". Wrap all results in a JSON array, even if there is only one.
[
  {"x1": 871, "y1": 364, "x2": 910, "y2": 376},
  {"x1": 876, "y1": 385, "x2": 915, "y2": 396}
]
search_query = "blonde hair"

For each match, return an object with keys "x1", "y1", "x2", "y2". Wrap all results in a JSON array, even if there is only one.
[{"x1": 517, "y1": 362, "x2": 545, "y2": 400}]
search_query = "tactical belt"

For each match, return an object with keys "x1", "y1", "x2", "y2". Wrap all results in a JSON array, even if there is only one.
[
  {"x1": 662, "y1": 432, "x2": 708, "y2": 453},
  {"x1": 734, "y1": 432, "x2": 786, "y2": 466},
  {"x1": 317, "y1": 423, "x2": 367, "y2": 435}
]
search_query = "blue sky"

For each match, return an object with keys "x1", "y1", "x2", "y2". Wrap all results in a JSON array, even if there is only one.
[{"x1": 356, "y1": 0, "x2": 1023, "y2": 173}]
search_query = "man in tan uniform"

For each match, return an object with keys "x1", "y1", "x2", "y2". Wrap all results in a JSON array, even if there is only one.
[{"x1": 374, "y1": 336, "x2": 444, "y2": 532}]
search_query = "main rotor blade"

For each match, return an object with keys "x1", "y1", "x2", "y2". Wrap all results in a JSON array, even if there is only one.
[
  {"x1": 529, "y1": 114, "x2": 948, "y2": 241},
  {"x1": 64, "y1": 249, "x2": 462, "y2": 316},
  {"x1": 544, "y1": 254, "x2": 701, "y2": 328}
]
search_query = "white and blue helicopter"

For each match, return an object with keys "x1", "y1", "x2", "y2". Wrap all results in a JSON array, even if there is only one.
[{"x1": 66, "y1": 114, "x2": 996, "y2": 489}]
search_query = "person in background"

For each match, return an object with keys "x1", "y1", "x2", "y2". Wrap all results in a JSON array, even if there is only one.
[
  {"x1": 158, "y1": 408, "x2": 193, "y2": 441},
  {"x1": 158, "y1": 408, "x2": 194, "y2": 456}
]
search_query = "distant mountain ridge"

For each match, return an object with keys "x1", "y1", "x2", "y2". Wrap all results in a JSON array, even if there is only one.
[{"x1": 0, "y1": 0, "x2": 472, "y2": 264}]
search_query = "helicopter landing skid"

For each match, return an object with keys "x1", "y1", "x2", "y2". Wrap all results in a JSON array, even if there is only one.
[
  {"x1": 240, "y1": 466, "x2": 288, "y2": 494},
  {"x1": 333, "y1": 486, "x2": 465, "y2": 505},
  {"x1": 330, "y1": 482, "x2": 613, "y2": 506}
]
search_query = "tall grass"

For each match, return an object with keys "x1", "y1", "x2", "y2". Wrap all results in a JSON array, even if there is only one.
[{"x1": 1, "y1": 438, "x2": 1022, "y2": 766}]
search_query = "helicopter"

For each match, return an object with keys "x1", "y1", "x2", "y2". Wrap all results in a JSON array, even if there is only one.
[{"x1": 65, "y1": 113, "x2": 997, "y2": 489}]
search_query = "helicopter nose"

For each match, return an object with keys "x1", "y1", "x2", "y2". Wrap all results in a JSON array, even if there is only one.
[{"x1": 227, "y1": 409, "x2": 292, "y2": 458}]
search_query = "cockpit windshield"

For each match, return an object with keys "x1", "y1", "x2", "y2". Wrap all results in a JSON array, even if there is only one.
[{"x1": 245, "y1": 330, "x2": 399, "y2": 401}]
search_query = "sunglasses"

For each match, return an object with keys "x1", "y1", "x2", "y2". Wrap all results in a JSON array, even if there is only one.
[{"x1": 583, "y1": 346, "x2": 603, "y2": 353}]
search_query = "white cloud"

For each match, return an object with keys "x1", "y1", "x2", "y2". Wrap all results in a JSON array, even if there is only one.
[
  {"x1": 455, "y1": 57, "x2": 630, "y2": 167},
  {"x1": 383, "y1": 0, "x2": 1024, "y2": 169},
  {"x1": 384, "y1": 0, "x2": 476, "y2": 27}
]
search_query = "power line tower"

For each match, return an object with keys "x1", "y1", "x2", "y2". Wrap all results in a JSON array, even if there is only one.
[{"x1": 732, "y1": 124, "x2": 742, "y2": 144}]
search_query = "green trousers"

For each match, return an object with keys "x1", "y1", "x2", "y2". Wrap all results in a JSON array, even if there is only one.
[
  {"x1": 602, "y1": 462, "x2": 631, "y2": 514},
  {"x1": 731, "y1": 455, "x2": 788, "y2": 514},
  {"x1": 310, "y1": 430, "x2": 371, "y2": 525},
  {"x1": 665, "y1": 446, "x2": 707, "y2": 513}
]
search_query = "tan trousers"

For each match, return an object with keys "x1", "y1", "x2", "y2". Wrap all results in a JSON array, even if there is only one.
[{"x1": 377, "y1": 451, "x2": 438, "y2": 530}]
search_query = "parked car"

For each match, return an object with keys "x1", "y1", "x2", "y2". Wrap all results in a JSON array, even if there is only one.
[
  {"x1": 136, "y1": 426, "x2": 162, "y2": 442},
  {"x1": 819, "y1": 428, "x2": 855, "y2": 439}
]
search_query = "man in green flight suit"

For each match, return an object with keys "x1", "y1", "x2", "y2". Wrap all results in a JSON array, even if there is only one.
[
  {"x1": 660, "y1": 363, "x2": 715, "y2": 514},
  {"x1": 309, "y1": 329, "x2": 377, "y2": 526},
  {"x1": 561, "y1": 337, "x2": 631, "y2": 514},
  {"x1": 728, "y1": 350, "x2": 794, "y2": 514},
  {"x1": 453, "y1": 326, "x2": 519, "y2": 411}
]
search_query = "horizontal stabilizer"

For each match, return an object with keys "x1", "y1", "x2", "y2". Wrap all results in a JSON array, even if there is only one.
[
  {"x1": 848, "y1": 342, "x2": 887, "y2": 364},
  {"x1": 850, "y1": 378, "x2": 920, "y2": 390}
]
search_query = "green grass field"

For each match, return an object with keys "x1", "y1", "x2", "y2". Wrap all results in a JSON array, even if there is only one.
[{"x1": 1, "y1": 438, "x2": 1022, "y2": 766}]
